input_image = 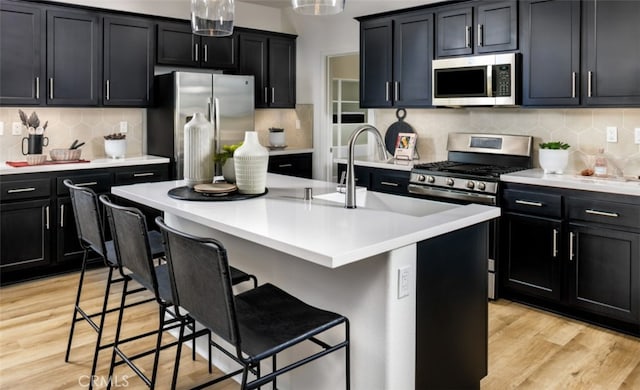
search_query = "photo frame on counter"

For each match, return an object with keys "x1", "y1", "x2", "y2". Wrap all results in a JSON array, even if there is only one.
[{"x1": 394, "y1": 133, "x2": 417, "y2": 160}]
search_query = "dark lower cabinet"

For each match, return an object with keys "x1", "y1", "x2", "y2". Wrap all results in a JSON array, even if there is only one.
[
  {"x1": 0, "y1": 198, "x2": 51, "y2": 270},
  {"x1": 268, "y1": 153, "x2": 312, "y2": 179},
  {"x1": 56, "y1": 196, "x2": 84, "y2": 264}
]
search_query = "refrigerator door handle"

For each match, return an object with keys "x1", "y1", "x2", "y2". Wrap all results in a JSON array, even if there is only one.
[
  {"x1": 207, "y1": 97, "x2": 213, "y2": 122},
  {"x1": 214, "y1": 97, "x2": 221, "y2": 155}
]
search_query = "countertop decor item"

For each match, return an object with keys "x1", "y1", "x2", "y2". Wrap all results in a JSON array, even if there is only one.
[
  {"x1": 50, "y1": 148, "x2": 82, "y2": 161},
  {"x1": 385, "y1": 109, "x2": 416, "y2": 156},
  {"x1": 539, "y1": 141, "x2": 570, "y2": 174},
  {"x1": 25, "y1": 154, "x2": 47, "y2": 165},
  {"x1": 19, "y1": 110, "x2": 50, "y2": 155},
  {"x1": 184, "y1": 112, "x2": 214, "y2": 187},
  {"x1": 234, "y1": 131, "x2": 269, "y2": 194},
  {"x1": 268, "y1": 127, "x2": 286, "y2": 147},
  {"x1": 214, "y1": 142, "x2": 242, "y2": 183},
  {"x1": 104, "y1": 134, "x2": 127, "y2": 159}
]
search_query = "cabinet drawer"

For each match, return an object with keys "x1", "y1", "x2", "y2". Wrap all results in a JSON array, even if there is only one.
[
  {"x1": 371, "y1": 170, "x2": 410, "y2": 195},
  {"x1": 502, "y1": 189, "x2": 562, "y2": 218},
  {"x1": 114, "y1": 165, "x2": 169, "y2": 185},
  {"x1": 567, "y1": 197, "x2": 640, "y2": 230},
  {"x1": 268, "y1": 154, "x2": 312, "y2": 179},
  {"x1": 57, "y1": 173, "x2": 112, "y2": 195},
  {"x1": 1, "y1": 178, "x2": 51, "y2": 201}
]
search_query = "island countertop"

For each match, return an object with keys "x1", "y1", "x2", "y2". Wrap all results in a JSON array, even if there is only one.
[{"x1": 112, "y1": 173, "x2": 500, "y2": 268}]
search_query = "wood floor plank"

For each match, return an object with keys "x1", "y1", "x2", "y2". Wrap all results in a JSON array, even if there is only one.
[{"x1": 1, "y1": 268, "x2": 639, "y2": 389}]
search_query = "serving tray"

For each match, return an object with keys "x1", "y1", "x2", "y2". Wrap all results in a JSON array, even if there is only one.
[{"x1": 167, "y1": 186, "x2": 268, "y2": 201}]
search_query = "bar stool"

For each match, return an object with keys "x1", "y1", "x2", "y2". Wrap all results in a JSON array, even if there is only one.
[
  {"x1": 156, "y1": 217, "x2": 351, "y2": 390},
  {"x1": 99, "y1": 195, "x2": 257, "y2": 389},
  {"x1": 63, "y1": 179, "x2": 165, "y2": 390}
]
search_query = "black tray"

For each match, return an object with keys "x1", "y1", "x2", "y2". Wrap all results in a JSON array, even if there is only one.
[{"x1": 167, "y1": 186, "x2": 268, "y2": 201}]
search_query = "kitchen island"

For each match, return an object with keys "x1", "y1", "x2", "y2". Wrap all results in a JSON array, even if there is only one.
[{"x1": 112, "y1": 173, "x2": 500, "y2": 390}]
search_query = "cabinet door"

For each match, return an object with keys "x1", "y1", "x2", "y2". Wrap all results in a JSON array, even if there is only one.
[
  {"x1": 393, "y1": 11, "x2": 433, "y2": 107},
  {"x1": 520, "y1": 0, "x2": 580, "y2": 106},
  {"x1": 201, "y1": 34, "x2": 237, "y2": 70},
  {"x1": 360, "y1": 18, "x2": 393, "y2": 108},
  {"x1": 568, "y1": 224, "x2": 639, "y2": 323},
  {"x1": 0, "y1": 1, "x2": 44, "y2": 105},
  {"x1": 103, "y1": 16, "x2": 154, "y2": 106},
  {"x1": 156, "y1": 21, "x2": 198, "y2": 67},
  {"x1": 56, "y1": 197, "x2": 84, "y2": 264},
  {"x1": 0, "y1": 199, "x2": 51, "y2": 270},
  {"x1": 268, "y1": 37, "x2": 296, "y2": 108},
  {"x1": 46, "y1": 9, "x2": 100, "y2": 106},
  {"x1": 502, "y1": 213, "x2": 562, "y2": 301},
  {"x1": 582, "y1": 0, "x2": 640, "y2": 106},
  {"x1": 475, "y1": 0, "x2": 518, "y2": 54},
  {"x1": 436, "y1": 6, "x2": 473, "y2": 57},
  {"x1": 239, "y1": 33, "x2": 268, "y2": 108}
]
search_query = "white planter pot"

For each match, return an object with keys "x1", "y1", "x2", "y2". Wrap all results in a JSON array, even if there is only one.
[
  {"x1": 221, "y1": 158, "x2": 236, "y2": 183},
  {"x1": 104, "y1": 139, "x2": 126, "y2": 159},
  {"x1": 539, "y1": 149, "x2": 569, "y2": 174},
  {"x1": 234, "y1": 131, "x2": 268, "y2": 194}
]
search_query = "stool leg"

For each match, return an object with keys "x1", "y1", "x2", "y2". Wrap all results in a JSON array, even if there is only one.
[
  {"x1": 106, "y1": 278, "x2": 129, "y2": 390},
  {"x1": 89, "y1": 267, "x2": 115, "y2": 390},
  {"x1": 345, "y1": 320, "x2": 350, "y2": 390},
  {"x1": 65, "y1": 249, "x2": 89, "y2": 362},
  {"x1": 150, "y1": 306, "x2": 166, "y2": 389},
  {"x1": 171, "y1": 320, "x2": 186, "y2": 390}
]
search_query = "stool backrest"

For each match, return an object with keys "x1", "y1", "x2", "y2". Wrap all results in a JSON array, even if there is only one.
[
  {"x1": 100, "y1": 195, "x2": 159, "y2": 300},
  {"x1": 63, "y1": 179, "x2": 107, "y2": 258},
  {"x1": 155, "y1": 217, "x2": 241, "y2": 349}
]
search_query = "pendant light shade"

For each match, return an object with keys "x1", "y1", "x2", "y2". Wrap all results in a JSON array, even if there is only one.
[
  {"x1": 292, "y1": 0, "x2": 345, "y2": 15},
  {"x1": 191, "y1": 0, "x2": 234, "y2": 37}
]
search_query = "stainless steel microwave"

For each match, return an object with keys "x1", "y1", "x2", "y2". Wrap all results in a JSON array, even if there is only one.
[{"x1": 432, "y1": 53, "x2": 520, "y2": 106}]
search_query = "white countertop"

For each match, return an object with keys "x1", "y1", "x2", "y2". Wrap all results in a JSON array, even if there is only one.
[
  {"x1": 112, "y1": 174, "x2": 500, "y2": 268},
  {"x1": 333, "y1": 157, "x2": 430, "y2": 172},
  {"x1": 1, "y1": 155, "x2": 170, "y2": 175},
  {"x1": 501, "y1": 169, "x2": 640, "y2": 197},
  {"x1": 268, "y1": 147, "x2": 313, "y2": 156}
]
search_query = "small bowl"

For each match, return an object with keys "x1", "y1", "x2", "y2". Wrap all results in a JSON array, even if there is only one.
[
  {"x1": 26, "y1": 154, "x2": 47, "y2": 165},
  {"x1": 50, "y1": 148, "x2": 82, "y2": 161}
]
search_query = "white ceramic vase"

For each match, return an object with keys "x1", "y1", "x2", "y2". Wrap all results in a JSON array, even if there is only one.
[
  {"x1": 234, "y1": 131, "x2": 269, "y2": 194},
  {"x1": 221, "y1": 157, "x2": 236, "y2": 183},
  {"x1": 183, "y1": 112, "x2": 214, "y2": 187},
  {"x1": 539, "y1": 149, "x2": 569, "y2": 174},
  {"x1": 105, "y1": 139, "x2": 126, "y2": 159}
]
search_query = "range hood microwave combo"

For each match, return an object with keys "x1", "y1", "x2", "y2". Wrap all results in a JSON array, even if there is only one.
[{"x1": 432, "y1": 52, "x2": 520, "y2": 107}]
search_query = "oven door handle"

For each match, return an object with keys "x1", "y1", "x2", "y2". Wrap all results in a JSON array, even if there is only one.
[{"x1": 408, "y1": 184, "x2": 497, "y2": 205}]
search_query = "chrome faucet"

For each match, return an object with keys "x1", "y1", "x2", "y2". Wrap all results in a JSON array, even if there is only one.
[{"x1": 345, "y1": 125, "x2": 389, "y2": 208}]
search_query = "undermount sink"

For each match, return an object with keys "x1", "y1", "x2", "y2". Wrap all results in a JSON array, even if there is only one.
[{"x1": 314, "y1": 188, "x2": 458, "y2": 217}]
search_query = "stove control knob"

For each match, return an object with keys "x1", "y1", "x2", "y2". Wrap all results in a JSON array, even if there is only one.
[
  {"x1": 477, "y1": 182, "x2": 486, "y2": 191},
  {"x1": 466, "y1": 181, "x2": 475, "y2": 189},
  {"x1": 446, "y1": 178, "x2": 455, "y2": 186},
  {"x1": 427, "y1": 175, "x2": 435, "y2": 183},
  {"x1": 417, "y1": 174, "x2": 426, "y2": 182}
]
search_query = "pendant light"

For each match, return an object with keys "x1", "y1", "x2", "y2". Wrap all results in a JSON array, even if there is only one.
[
  {"x1": 191, "y1": 0, "x2": 234, "y2": 37},
  {"x1": 292, "y1": 0, "x2": 345, "y2": 15}
]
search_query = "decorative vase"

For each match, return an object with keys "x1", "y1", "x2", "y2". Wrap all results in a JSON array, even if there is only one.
[
  {"x1": 539, "y1": 149, "x2": 569, "y2": 174},
  {"x1": 234, "y1": 131, "x2": 269, "y2": 194},
  {"x1": 104, "y1": 139, "x2": 126, "y2": 159},
  {"x1": 183, "y1": 112, "x2": 214, "y2": 187},
  {"x1": 268, "y1": 127, "x2": 286, "y2": 146},
  {"x1": 221, "y1": 157, "x2": 236, "y2": 183}
]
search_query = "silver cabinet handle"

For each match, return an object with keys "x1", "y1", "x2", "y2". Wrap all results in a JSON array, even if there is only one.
[
  {"x1": 385, "y1": 82, "x2": 390, "y2": 102},
  {"x1": 569, "y1": 232, "x2": 575, "y2": 261},
  {"x1": 204, "y1": 44, "x2": 208, "y2": 62},
  {"x1": 515, "y1": 199, "x2": 543, "y2": 207},
  {"x1": 271, "y1": 87, "x2": 275, "y2": 104},
  {"x1": 133, "y1": 172, "x2": 155, "y2": 177},
  {"x1": 49, "y1": 78, "x2": 54, "y2": 99},
  {"x1": 394, "y1": 81, "x2": 399, "y2": 101},
  {"x1": 60, "y1": 204, "x2": 65, "y2": 228},
  {"x1": 264, "y1": 87, "x2": 268, "y2": 104},
  {"x1": 477, "y1": 24, "x2": 483, "y2": 47},
  {"x1": 35, "y1": 77, "x2": 40, "y2": 99},
  {"x1": 381, "y1": 181, "x2": 399, "y2": 187},
  {"x1": 278, "y1": 164, "x2": 293, "y2": 168},
  {"x1": 585, "y1": 209, "x2": 619, "y2": 218},
  {"x1": 7, "y1": 187, "x2": 36, "y2": 193},
  {"x1": 45, "y1": 206, "x2": 50, "y2": 230},
  {"x1": 106, "y1": 80, "x2": 110, "y2": 100},
  {"x1": 552, "y1": 228, "x2": 558, "y2": 258},
  {"x1": 571, "y1": 72, "x2": 576, "y2": 98},
  {"x1": 465, "y1": 25, "x2": 471, "y2": 48},
  {"x1": 194, "y1": 43, "x2": 199, "y2": 62},
  {"x1": 75, "y1": 181, "x2": 98, "y2": 187},
  {"x1": 588, "y1": 71, "x2": 593, "y2": 97}
]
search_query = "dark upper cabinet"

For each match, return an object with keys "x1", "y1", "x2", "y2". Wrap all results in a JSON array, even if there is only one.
[
  {"x1": 0, "y1": 1, "x2": 45, "y2": 105},
  {"x1": 436, "y1": 0, "x2": 517, "y2": 58},
  {"x1": 103, "y1": 15, "x2": 154, "y2": 106},
  {"x1": 239, "y1": 32, "x2": 296, "y2": 108},
  {"x1": 520, "y1": 0, "x2": 580, "y2": 106},
  {"x1": 359, "y1": 11, "x2": 433, "y2": 108},
  {"x1": 46, "y1": 9, "x2": 100, "y2": 106},
  {"x1": 156, "y1": 21, "x2": 237, "y2": 70},
  {"x1": 582, "y1": 0, "x2": 640, "y2": 106}
]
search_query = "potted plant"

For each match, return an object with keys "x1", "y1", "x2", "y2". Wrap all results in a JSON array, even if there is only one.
[
  {"x1": 104, "y1": 132, "x2": 126, "y2": 159},
  {"x1": 214, "y1": 142, "x2": 243, "y2": 182},
  {"x1": 539, "y1": 141, "x2": 570, "y2": 174}
]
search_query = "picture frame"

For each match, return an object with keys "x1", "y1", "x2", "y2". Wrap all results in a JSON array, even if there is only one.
[{"x1": 394, "y1": 133, "x2": 417, "y2": 160}]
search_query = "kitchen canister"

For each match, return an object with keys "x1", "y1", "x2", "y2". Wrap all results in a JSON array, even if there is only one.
[
  {"x1": 234, "y1": 131, "x2": 269, "y2": 194},
  {"x1": 184, "y1": 112, "x2": 215, "y2": 187}
]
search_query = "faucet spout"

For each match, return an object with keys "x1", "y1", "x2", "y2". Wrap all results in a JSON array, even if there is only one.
[{"x1": 345, "y1": 125, "x2": 389, "y2": 208}]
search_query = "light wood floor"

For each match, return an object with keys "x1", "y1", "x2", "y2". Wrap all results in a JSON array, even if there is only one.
[{"x1": 1, "y1": 268, "x2": 639, "y2": 389}]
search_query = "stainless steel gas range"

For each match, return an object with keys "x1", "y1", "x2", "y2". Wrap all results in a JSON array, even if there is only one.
[{"x1": 409, "y1": 133, "x2": 533, "y2": 299}]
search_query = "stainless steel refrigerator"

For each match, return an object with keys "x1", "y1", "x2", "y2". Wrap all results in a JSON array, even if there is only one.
[{"x1": 148, "y1": 71, "x2": 255, "y2": 179}]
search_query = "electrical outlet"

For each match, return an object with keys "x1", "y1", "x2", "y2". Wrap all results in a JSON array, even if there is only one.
[
  {"x1": 635, "y1": 128, "x2": 640, "y2": 144},
  {"x1": 397, "y1": 266, "x2": 410, "y2": 299},
  {"x1": 606, "y1": 126, "x2": 618, "y2": 143},
  {"x1": 12, "y1": 122, "x2": 22, "y2": 135},
  {"x1": 295, "y1": 119, "x2": 301, "y2": 130},
  {"x1": 0, "y1": 121, "x2": 4, "y2": 136},
  {"x1": 119, "y1": 121, "x2": 128, "y2": 133}
]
